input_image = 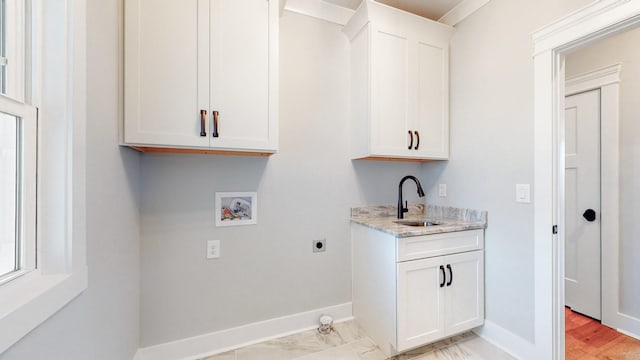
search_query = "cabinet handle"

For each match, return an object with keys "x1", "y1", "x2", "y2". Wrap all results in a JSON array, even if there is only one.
[
  {"x1": 439, "y1": 265, "x2": 445, "y2": 287},
  {"x1": 212, "y1": 110, "x2": 219, "y2": 138},
  {"x1": 414, "y1": 131, "x2": 420, "y2": 150},
  {"x1": 446, "y1": 264, "x2": 453, "y2": 286},
  {"x1": 408, "y1": 130, "x2": 413, "y2": 150},
  {"x1": 200, "y1": 110, "x2": 207, "y2": 137}
]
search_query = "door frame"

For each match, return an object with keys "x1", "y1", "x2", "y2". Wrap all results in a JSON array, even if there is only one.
[
  {"x1": 532, "y1": 1, "x2": 640, "y2": 359},
  {"x1": 565, "y1": 64, "x2": 620, "y2": 327}
]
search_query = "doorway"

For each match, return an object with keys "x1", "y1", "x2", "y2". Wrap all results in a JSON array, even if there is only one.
[{"x1": 533, "y1": 2, "x2": 640, "y2": 359}]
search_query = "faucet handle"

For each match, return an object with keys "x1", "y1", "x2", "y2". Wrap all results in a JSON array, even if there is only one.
[{"x1": 403, "y1": 201, "x2": 409, "y2": 213}]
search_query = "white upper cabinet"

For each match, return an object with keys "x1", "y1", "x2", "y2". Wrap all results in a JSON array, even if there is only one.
[
  {"x1": 124, "y1": 0, "x2": 278, "y2": 155},
  {"x1": 344, "y1": 1, "x2": 453, "y2": 161}
]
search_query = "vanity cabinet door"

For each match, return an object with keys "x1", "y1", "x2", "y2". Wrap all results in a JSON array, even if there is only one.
[
  {"x1": 396, "y1": 256, "x2": 445, "y2": 351},
  {"x1": 444, "y1": 250, "x2": 484, "y2": 335}
]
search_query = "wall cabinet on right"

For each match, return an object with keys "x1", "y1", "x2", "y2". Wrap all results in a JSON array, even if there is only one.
[{"x1": 343, "y1": 1, "x2": 454, "y2": 161}]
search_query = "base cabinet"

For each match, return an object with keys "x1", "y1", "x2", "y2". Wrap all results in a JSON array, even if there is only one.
[{"x1": 352, "y1": 225, "x2": 484, "y2": 357}]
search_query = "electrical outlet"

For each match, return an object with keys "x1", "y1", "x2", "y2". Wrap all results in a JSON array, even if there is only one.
[
  {"x1": 438, "y1": 184, "x2": 447, "y2": 197},
  {"x1": 313, "y1": 239, "x2": 326, "y2": 253},
  {"x1": 207, "y1": 240, "x2": 220, "y2": 259}
]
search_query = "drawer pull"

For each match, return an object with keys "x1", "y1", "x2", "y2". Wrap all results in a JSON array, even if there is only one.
[
  {"x1": 446, "y1": 264, "x2": 453, "y2": 286},
  {"x1": 408, "y1": 130, "x2": 413, "y2": 150},
  {"x1": 439, "y1": 265, "x2": 445, "y2": 287},
  {"x1": 212, "y1": 110, "x2": 220, "y2": 138},
  {"x1": 200, "y1": 110, "x2": 207, "y2": 137},
  {"x1": 414, "y1": 131, "x2": 420, "y2": 150}
]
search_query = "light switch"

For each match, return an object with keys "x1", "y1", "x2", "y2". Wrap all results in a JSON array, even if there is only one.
[
  {"x1": 207, "y1": 240, "x2": 221, "y2": 259},
  {"x1": 516, "y1": 184, "x2": 531, "y2": 203},
  {"x1": 438, "y1": 184, "x2": 447, "y2": 197}
]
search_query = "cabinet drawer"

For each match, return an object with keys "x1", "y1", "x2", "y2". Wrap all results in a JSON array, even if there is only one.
[{"x1": 397, "y1": 230, "x2": 483, "y2": 262}]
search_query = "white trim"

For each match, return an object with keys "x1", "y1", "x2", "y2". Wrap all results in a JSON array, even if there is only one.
[
  {"x1": 532, "y1": 0, "x2": 640, "y2": 56},
  {"x1": 4, "y1": 0, "x2": 25, "y2": 101},
  {"x1": 134, "y1": 303, "x2": 353, "y2": 360},
  {"x1": 284, "y1": 0, "x2": 356, "y2": 25},
  {"x1": 565, "y1": 64, "x2": 620, "y2": 95},
  {"x1": 473, "y1": 320, "x2": 536, "y2": 360},
  {"x1": 0, "y1": 0, "x2": 87, "y2": 353},
  {"x1": 599, "y1": 82, "x2": 621, "y2": 334},
  {"x1": 438, "y1": 0, "x2": 490, "y2": 27},
  {"x1": 617, "y1": 321, "x2": 640, "y2": 341},
  {"x1": 532, "y1": 1, "x2": 640, "y2": 359}
]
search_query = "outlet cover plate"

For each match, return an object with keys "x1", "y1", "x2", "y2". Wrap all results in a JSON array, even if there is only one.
[
  {"x1": 438, "y1": 184, "x2": 447, "y2": 197},
  {"x1": 207, "y1": 240, "x2": 221, "y2": 259}
]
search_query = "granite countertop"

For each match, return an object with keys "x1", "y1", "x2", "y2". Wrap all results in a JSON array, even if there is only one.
[{"x1": 351, "y1": 204, "x2": 487, "y2": 238}]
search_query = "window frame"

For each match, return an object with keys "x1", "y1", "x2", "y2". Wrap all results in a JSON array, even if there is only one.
[
  {"x1": 0, "y1": 94, "x2": 36, "y2": 284},
  {"x1": 1, "y1": 0, "x2": 25, "y2": 101},
  {"x1": 0, "y1": 0, "x2": 87, "y2": 353}
]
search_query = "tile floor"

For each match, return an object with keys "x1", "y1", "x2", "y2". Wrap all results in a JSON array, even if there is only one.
[{"x1": 200, "y1": 321, "x2": 516, "y2": 360}]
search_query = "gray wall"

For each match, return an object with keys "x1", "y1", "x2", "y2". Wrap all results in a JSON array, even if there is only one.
[
  {"x1": 421, "y1": 0, "x2": 591, "y2": 342},
  {"x1": 1, "y1": 0, "x2": 141, "y2": 359},
  {"x1": 566, "y1": 27, "x2": 640, "y2": 320},
  {"x1": 139, "y1": 11, "x2": 422, "y2": 347}
]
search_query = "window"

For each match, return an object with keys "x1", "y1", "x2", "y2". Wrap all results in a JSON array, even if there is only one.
[
  {"x1": 0, "y1": 0, "x2": 35, "y2": 285},
  {"x1": 0, "y1": 114, "x2": 18, "y2": 277},
  {"x1": 0, "y1": 0, "x2": 86, "y2": 353},
  {"x1": 0, "y1": 98, "x2": 36, "y2": 284}
]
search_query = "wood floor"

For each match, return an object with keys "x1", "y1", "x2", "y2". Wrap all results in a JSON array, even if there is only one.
[{"x1": 566, "y1": 307, "x2": 640, "y2": 359}]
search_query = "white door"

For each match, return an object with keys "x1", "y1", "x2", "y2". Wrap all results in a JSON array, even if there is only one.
[
  {"x1": 397, "y1": 256, "x2": 445, "y2": 351},
  {"x1": 444, "y1": 251, "x2": 484, "y2": 335},
  {"x1": 564, "y1": 89, "x2": 601, "y2": 320}
]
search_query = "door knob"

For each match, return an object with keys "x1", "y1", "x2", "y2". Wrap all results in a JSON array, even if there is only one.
[{"x1": 582, "y1": 209, "x2": 596, "y2": 222}]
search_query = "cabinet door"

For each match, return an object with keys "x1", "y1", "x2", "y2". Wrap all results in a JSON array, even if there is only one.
[
  {"x1": 124, "y1": 0, "x2": 210, "y2": 147},
  {"x1": 397, "y1": 257, "x2": 445, "y2": 351},
  {"x1": 370, "y1": 26, "x2": 412, "y2": 158},
  {"x1": 209, "y1": 0, "x2": 276, "y2": 151},
  {"x1": 413, "y1": 39, "x2": 449, "y2": 159},
  {"x1": 444, "y1": 251, "x2": 484, "y2": 335}
]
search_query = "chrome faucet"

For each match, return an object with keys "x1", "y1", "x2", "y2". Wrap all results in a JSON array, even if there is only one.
[{"x1": 398, "y1": 175, "x2": 425, "y2": 219}]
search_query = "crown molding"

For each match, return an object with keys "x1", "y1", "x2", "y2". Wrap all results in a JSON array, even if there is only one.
[
  {"x1": 284, "y1": 0, "x2": 356, "y2": 25},
  {"x1": 438, "y1": 0, "x2": 490, "y2": 26}
]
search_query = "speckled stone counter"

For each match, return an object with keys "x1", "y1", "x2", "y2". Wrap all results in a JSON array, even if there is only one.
[{"x1": 350, "y1": 204, "x2": 487, "y2": 238}]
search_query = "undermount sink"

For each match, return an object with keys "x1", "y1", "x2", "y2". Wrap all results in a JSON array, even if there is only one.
[{"x1": 393, "y1": 219, "x2": 443, "y2": 227}]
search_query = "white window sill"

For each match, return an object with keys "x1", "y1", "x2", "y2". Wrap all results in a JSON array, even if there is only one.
[{"x1": 0, "y1": 267, "x2": 87, "y2": 352}]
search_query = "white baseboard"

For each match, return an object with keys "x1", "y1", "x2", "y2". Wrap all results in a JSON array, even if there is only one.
[
  {"x1": 473, "y1": 320, "x2": 536, "y2": 360},
  {"x1": 614, "y1": 312, "x2": 640, "y2": 340},
  {"x1": 134, "y1": 302, "x2": 353, "y2": 360}
]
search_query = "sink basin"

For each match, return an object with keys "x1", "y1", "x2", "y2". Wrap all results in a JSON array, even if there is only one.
[{"x1": 393, "y1": 219, "x2": 443, "y2": 227}]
